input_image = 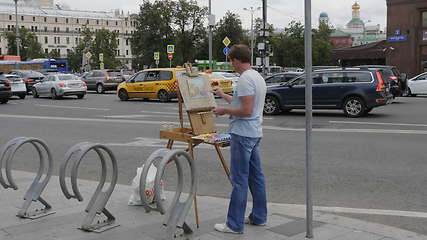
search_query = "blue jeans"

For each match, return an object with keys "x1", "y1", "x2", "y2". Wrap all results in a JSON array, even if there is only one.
[{"x1": 226, "y1": 133, "x2": 267, "y2": 232}]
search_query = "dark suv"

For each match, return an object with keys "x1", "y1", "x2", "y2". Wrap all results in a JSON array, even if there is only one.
[
  {"x1": 81, "y1": 69, "x2": 124, "y2": 93},
  {"x1": 356, "y1": 65, "x2": 407, "y2": 98},
  {"x1": 264, "y1": 68, "x2": 393, "y2": 117},
  {"x1": 7, "y1": 70, "x2": 45, "y2": 93},
  {"x1": 0, "y1": 76, "x2": 12, "y2": 104}
]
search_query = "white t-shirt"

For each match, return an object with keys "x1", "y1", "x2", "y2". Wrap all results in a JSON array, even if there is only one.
[{"x1": 229, "y1": 69, "x2": 266, "y2": 138}]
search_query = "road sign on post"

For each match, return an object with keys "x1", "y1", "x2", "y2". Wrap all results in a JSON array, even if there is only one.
[
  {"x1": 85, "y1": 52, "x2": 92, "y2": 58},
  {"x1": 168, "y1": 53, "x2": 173, "y2": 68},
  {"x1": 167, "y1": 45, "x2": 175, "y2": 54},
  {"x1": 223, "y1": 47, "x2": 230, "y2": 63},
  {"x1": 222, "y1": 37, "x2": 231, "y2": 47},
  {"x1": 154, "y1": 52, "x2": 160, "y2": 60},
  {"x1": 99, "y1": 53, "x2": 104, "y2": 70}
]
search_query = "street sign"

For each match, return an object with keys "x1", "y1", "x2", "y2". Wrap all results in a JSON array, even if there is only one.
[
  {"x1": 154, "y1": 52, "x2": 160, "y2": 60},
  {"x1": 223, "y1": 47, "x2": 229, "y2": 55},
  {"x1": 168, "y1": 53, "x2": 173, "y2": 60},
  {"x1": 222, "y1": 37, "x2": 231, "y2": 47},
  {"x1": 100, "y1": 62, "x2": 104, "y2": 70},
  {"x1": 167, "y1": 45, "x2": 175, "y2": 54},
  {"x1": 99, "y1": 53, "x2": 104, "y2": 62},
  {"x1": 155, "y1": 60, "x2": 160, "y2": 65},
  {"x1": 85, "y1": 52, "x2": 92, "y2": 58},
  {"x1": 387, "y1": 35, "x2": 408, "y2": 42}
]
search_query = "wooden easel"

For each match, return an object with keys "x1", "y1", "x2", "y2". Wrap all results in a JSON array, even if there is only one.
[{"x1": 159, "y1": 64, "x2": 232, "y2": 228}]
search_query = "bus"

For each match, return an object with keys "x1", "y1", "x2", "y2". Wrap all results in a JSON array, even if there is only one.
[{"x1": 31, "y1": 59, "x2": 68, "y2": 72}]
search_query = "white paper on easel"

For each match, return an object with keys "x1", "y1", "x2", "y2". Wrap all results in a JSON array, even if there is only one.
[{"x1": 176, "y1": 71, "x2": 217, "y2": 111}]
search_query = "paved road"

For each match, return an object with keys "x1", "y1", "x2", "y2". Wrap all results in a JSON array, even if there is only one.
[{"x1": 1, "y1": 92, "x2": 427, "y2": 234}]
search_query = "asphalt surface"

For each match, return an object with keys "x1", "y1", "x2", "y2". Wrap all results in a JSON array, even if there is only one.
[{"x1": 1, "y1": 91, "x2": 427, "y2": 235}]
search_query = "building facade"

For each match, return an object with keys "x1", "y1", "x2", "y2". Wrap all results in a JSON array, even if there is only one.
[
  {"x1": 0, "y1": 0, "x2": 136, "y2": 69},
  {"x1": 386, "y1": 0, "x2": 427, "y2": 77}
]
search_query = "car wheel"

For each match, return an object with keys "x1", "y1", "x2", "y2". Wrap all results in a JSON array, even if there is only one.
[
  {"x1": 32, "y1": 88, "x2": 39, "y2": 98},
  {"x1": 408, "y1": 88, "x2": 416, "y2": 97},
  {"x1": 96, "y1": 84, "x2": 104, "y2": 94},
  {"x1": 264, "y1": 95, "x2": 281, "y2": 115},
  {"x1": 77, "y1": 94, "x2": 85, "y2": 99},
  {"x1": 365, "y1": 107, "x2": 373, "y2": 114},
  {"x1": 343, "y1": 96, "x2": 366, "y2": 118},
  {"x1": 19, "y1": 94, "x2": 26, "y2": 99},
  {"x1": 118, "y1": 89, "x2": 129, "y2": 101},
  {"x1": 51, "y1": 89, "x2": 59, "y2": 99},
  {"x1": 0, "y1": 98, "x2": 8, "y2": 104},
  {"x1": 158, "y1": 90, "x2": 170, "y2": 102}
]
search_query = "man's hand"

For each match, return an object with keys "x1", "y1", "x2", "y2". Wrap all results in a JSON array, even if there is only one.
[
  {"x1": 213, "y1": 107, "x2": 227, "y2": 116},
  {"x1": 212, "y1": 88, "x2": 224, "y2": 97}
]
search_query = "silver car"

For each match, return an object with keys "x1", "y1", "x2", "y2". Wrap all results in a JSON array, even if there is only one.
[
  {"x1": 32, "y1": 74, "x2": 87, "y2": 99},
  {"x1": 1, "y1": 74, "x2": 27, "y2": 99}
]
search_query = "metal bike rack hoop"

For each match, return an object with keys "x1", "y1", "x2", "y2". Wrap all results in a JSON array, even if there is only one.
[
  {"x1": 59, "y1": 142, "x2": 119, "y2": 233},
  {"x1": 0, "y1": 137, "x2": 55, "y2": 219}
]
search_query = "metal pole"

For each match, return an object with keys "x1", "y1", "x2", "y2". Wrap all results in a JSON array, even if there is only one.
[
  {"x1": 250, "y1": 9, "x2": 254, "y2": 66},
  {"x1": 262, "y1": 0, "x2": 267, "y2": 76},
  {"x1": 14, "y1": 0, "x2": 20, "y2": 68},
  {"x1": 304, "y1": 0, "x2": 313, "y2": 238},
  {"x1": 208, "y1": 0, "x2": 212, "y2": 70}
]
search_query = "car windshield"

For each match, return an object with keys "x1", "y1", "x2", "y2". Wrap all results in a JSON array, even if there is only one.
[
  {"x1": 107, "y1": 71, "x2": 121, "y2": 77},
  {"x1": 122, "y1": 70, "x2": 134, "y2": 75},
  {"x1": 5, "y1": 76, "x2": 22, "y2": 81},
  {"x1": 57, "y1": 74, "x2": 78, "y2": 81}
]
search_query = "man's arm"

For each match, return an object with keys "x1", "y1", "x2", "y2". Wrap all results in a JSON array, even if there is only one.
[
  {"x1": 213, "y1": 88, "x2": 232, "y2": 104},
  {"x1": 213, "y1": 95, "x2": 255, "y2": 117}
]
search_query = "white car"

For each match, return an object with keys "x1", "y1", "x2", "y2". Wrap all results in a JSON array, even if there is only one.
[
  {"x1": 32, "y1": 74, "x2": 87, "y2": 99},
  {"x1": 407, "y1": 72, "x2": 427, "y2": 96},
  {"x1": 212, "y1": 71, "x2": 240, "y2": 90},
  {"x1": 1, "y1": 74, "x2": 27, "y2": 99}
]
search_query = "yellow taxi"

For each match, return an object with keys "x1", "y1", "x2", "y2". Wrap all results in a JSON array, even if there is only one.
[
  {"x1": 117, "y1": 68, "x2": 181, "y2": 102},
  {"x1": 117, "y1": 68, "x2": 233, "y2": 102}
]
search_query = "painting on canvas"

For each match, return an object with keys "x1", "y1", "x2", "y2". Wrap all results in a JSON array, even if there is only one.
[{"x1": 177, "y1": 71, "x2": 217, "y2": 111}]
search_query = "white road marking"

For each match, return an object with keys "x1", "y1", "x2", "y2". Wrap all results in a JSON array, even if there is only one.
[
  {"x1": 2, "y1": 114, "x2": 427, "y2": 135},
  {"x1": 270, "y1": 203, "x2": 427, "y2": 219},
  {"x1": 139, "y1": 110, "x2": 179, "y2": 115},
  {"x1": 330, "y1": 120, "x2": 427, "y2": 128},
  {"x1": 35, "y1": 104, "x2": 110, "y2": 111},
  {"x1": 104, "y1": 114, "x2": 180, "y2": 119},
  {"x1": 105, "y1": 137, "x2": 211, "y2": 149}
]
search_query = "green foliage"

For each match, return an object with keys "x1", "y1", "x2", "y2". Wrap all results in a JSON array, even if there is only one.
[{"x1": 3, "y1": 28, "x2": 45, "y2": 60}]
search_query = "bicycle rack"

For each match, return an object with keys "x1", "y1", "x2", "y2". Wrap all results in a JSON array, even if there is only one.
[
  {"x1": 140, "y1": 148, "x2": 197, "y2": 239},
  {"x1": 59, "y1": 142, "x2": 119, "y2": 233},
  {"x1": 0, "y1": 137, "x2": 55, "y2": 219}
]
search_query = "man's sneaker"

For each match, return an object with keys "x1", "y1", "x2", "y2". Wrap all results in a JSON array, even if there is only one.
[
  {"x1": 244, "y1": 217, "x2": 266, "y2": 226},
  {"x1": 214, "y1": 223, "x2": 243, "y2": 234}
]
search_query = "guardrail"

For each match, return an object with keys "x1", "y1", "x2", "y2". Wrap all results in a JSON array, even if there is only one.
[
  {"x1": 140, "y1": 148, "x2": 197, "y2": 238},
  {"x1": 59, "y1": 142, "x2": 119, "y2": 233},
  {"x1": 0, "y1": 137, "x2": 55, "y2": 219}
]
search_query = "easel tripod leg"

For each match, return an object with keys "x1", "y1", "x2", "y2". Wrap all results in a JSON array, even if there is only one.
[{"x1": 214, "y1": 144, "x2": 232, "y2": 184}]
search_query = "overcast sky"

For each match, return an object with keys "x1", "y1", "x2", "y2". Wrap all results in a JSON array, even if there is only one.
[{"x1": 58, "y1": 0, "x2": 387, "y2": 31}]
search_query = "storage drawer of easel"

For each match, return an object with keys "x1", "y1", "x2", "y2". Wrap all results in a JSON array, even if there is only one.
[{"x1": 188, "y1": 112, "x2": 216, "y2": 135}]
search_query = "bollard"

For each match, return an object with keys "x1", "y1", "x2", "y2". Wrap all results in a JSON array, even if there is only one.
[
  {"x1": 139, "y1": 148, "x2": 197, "y2": 239},
  {"x1": 0, "y1": 137, "x2": 55, "y2": 219},
  {"x1": 59, "y1": 142, "x2": 119, "y2": 233}
]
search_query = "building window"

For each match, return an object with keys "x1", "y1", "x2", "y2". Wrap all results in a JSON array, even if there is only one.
[
  {"x1": 126, "y1": 39, "x2": 129, "y2": 46},
  {"x1": 53, "y1": 27, "x2": 56, "y2": 32},
  {"x1": 116, "y1": 21, "x2": 118, "y2": 25},
  {"x1": 21, "y1": 16, "x2": 24, "y2": 21},
  {"x1": 66, "y1": 18, "x2": 69, "y2": 24},
  {"x1": 66, "y1": 37, "x2": 70, "y2": 44},
  {"x1": 44, "y1": 17, "x2": 47, "y2": 22},
  {"x1": 44, "y1": 26, "x2": 47, "y2": 32},
  {"x1": 57, "y1": 49, "x2": 61, "y2": 55},
  {"x1": 45, "y1": 36, "x2": 48, "y2": 44},
  {"x1": 66, "y1": 27, "x2": 69, "y2": 33},
  {"x1": 35, "y1": 26, "x2": 37, "y2": 32},
  {"x1": 126, "y1": 50, "x2": 129, "y2": 56},
  {"x1": 75, "y1": 37, "x2": 78, "y2": 44},
  {"x1": 45, "y1": 49, "x2": 48, "y2": 54},
  {"x1": 31, "y1": 26, "x2": 34, "y2": 32},
  {"x1": 96, "y1": 20, "x2": 99, "y2": 25},
  {"x1": 106, "y1": 21, "x2": 109, "y2": 26},
  {"x1": 7, "y1": 25, "x2": 11, "y2": 31},
  {"x1": 9, "y1": 15, "x2": 12, "y2": 21},
  {"x1": 55, "y1": 17, "x2": 58, "y2": 23},
  {"x1": 32, "y1": 16, "x2": 35, "y2": 21},
  {"x1": 117, "y1": 39, "x2": 120, "y2": 45},
  {"x1": 77, "y1": 19, "x2": 79, "y2": 24},
  {"x1": 125, "y1": 21, "x2": 128, "y2": 26},
  {"x1": 58, "y1": 37, "x2": 60, "y2": 44},
  {"x1": 423, "y1": 12, "x2": 427, "y2": 27},
  {"x1": 87, "y1": 19, "x2": 89, "y2": 24}
]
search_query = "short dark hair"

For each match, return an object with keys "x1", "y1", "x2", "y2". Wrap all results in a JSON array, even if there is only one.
[{"x1": 228, "y1": 44, "x2": 251, "y2": 63}]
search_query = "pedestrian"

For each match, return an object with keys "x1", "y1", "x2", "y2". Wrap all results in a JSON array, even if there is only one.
[{"x1": 213, "y1": 44, "x2": 267, "y2": 234}]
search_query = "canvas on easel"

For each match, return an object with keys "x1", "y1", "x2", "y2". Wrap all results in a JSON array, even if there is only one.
[{"x1": 176, "y1": 65, "x2": 217, "y2": 135}]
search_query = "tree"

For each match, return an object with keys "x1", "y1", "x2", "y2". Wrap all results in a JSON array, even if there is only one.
[
  {"x1": 271, "y1": 21, "x2": 305, "y2": 67},
  {"x1": 3, "y1": 28, "x2": 45, "y2": 60},
  {"x1": 173, "y1": 0, "x2": 207, "y2": 64},
  {"x1": 312, "y1": 22, "x2": 334, "y2": 66},
  {"x1": 212, "y1": 11, "x2": 248, "y2": 61},
  {"x1": 131, "y1": 0, "x2": 175, "y2": 70},
  {"x1": 91, "y1": 29, "x2": 120, "y2": 69}
]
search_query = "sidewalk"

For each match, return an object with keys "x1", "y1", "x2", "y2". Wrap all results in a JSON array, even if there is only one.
[{"x1": 0, "y1": 170, "x2": 425, "y2": 240}]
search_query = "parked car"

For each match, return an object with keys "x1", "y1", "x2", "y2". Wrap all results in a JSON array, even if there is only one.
[
  {"x1": 32, "y1": 74, "x2": 87, "y2": 99},
  {"x1": 264, "y1": 72, "x2": 302, "y2": 86},
  {"x1": 407, "y1": 72, "x2": 427, "y2": 96},
  {"x1": 356, "y1": 65, "x2": 408, "y2": 97},
  {"x1": 0, "y1": 74, "x2": 26, "y2": 99},
  {"x1": 200, "y1": 72, "x2": 234, "y2": 94},
  {"x1": 264, "y1": 67, "x2": 393, "y2": 117},
  {"x1": 6, "y1": 70, "x2": 45, "y2": 93},
  {"x1": 120, "y1": 69, "x2": 135, "y2": 81},
  {"x1": 81, "y1": 69, "x2": 124, "y2": 93},
  {"x1": 213, "y1": 71, "x2": 240, "y2": 90},
  {"x1": 0, "y1": 77, "x2": 12, "y2": 104}
]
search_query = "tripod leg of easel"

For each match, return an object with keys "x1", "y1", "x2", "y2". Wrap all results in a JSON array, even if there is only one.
[
  {"x1": 188, "y1": 142, "x2": 200, "y2": 228},
  {"x1": 214, "y1": 144, "x2": 232, "y2": 185},
  {"x1": 166, "y1": 140, "x2": 174, "y2": 149}
]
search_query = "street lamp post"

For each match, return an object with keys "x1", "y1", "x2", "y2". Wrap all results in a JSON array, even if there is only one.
[
  {"x1": 14, "y1": 0, "x2": 20, "y2": 67},
  {"x1": 243, "y1": 7, "x2": 261, "y2": 66}
]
